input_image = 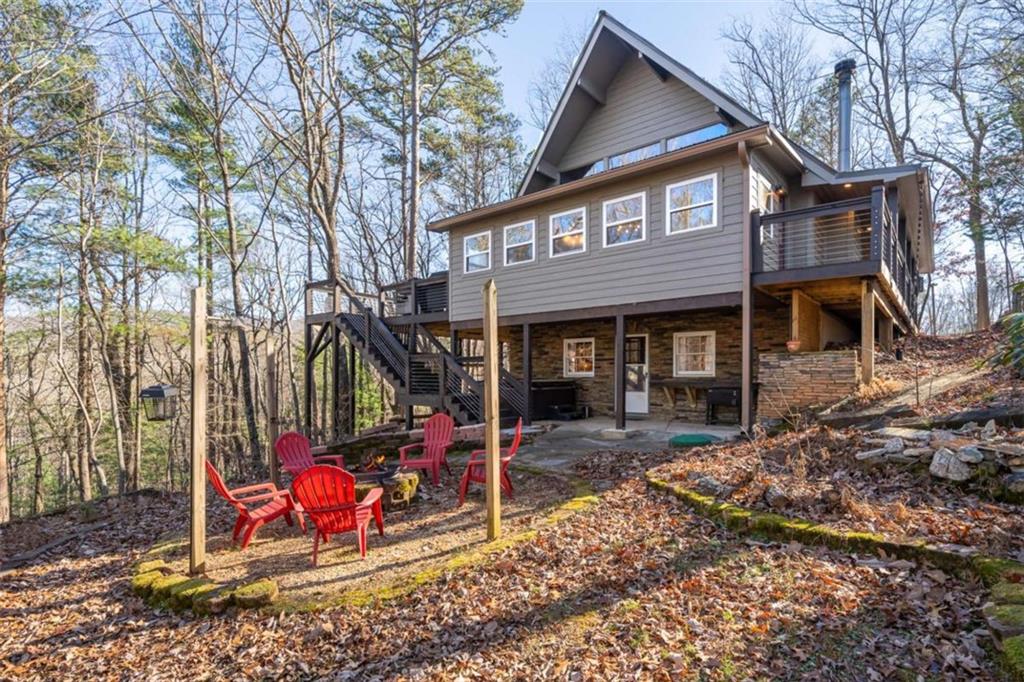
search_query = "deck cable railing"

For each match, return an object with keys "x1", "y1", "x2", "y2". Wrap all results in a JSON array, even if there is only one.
[
  {"x1": 756, "y1": 197, "x2": 873, "y2": 272},
  {"x1": 753, "y1": 187, "x2": 918, "y2": 311}
]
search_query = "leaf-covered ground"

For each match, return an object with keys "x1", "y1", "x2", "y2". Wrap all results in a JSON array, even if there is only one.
[
  {"x1": 649, "y1": 423, "x2": 1024, "y2": 562},
  {"x1": 0, "y1": 451, "x2": 1001, "y2": 681}
]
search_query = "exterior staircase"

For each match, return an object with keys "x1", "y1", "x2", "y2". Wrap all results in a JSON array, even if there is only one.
[{"x1": 334, "y1": 296, "x2": 526, "y2": 427}]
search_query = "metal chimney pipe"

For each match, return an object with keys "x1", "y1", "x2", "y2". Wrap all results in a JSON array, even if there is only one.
[{"x1": 835, "y1": 59, "x2": 856, "y2": 172}]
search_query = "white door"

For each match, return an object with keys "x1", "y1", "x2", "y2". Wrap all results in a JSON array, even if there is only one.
[{"x1": 625, "y1": 334, "x2": 649, "y2": 414}]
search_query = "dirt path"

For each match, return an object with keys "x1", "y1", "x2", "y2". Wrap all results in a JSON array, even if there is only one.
[
  {"x1": 0, "y1": 457, "x2": 998, "y2": 681},
  {"x1": 875, "y1": 364, "x2": 987, "y2": 411}
]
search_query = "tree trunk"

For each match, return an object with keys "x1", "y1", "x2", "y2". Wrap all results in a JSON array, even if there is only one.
[
  {"x1": 76, "y1": 190, "x2": 93, "y2": 502},
  {"x1": 969, "y1": 179, "x2": 990, "y2": 330},
  {"x1": 407, "y1": 47, "x2": 420, "y2": 280},
  {"x1": 0, "y1": 211, "x2": 8, "y2": 524}
]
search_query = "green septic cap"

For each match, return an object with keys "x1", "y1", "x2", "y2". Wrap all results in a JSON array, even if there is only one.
[{"x1": 669, "y1": 433, "x2": 721, "y2": 448}]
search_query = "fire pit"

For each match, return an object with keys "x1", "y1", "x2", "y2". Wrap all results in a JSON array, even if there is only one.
[
  {"x1": 352, "y1": 463, "x2": 401, "y2": 486},
  {"x1": 352, "y1": 455, "x2": 419, "y2": 510}
]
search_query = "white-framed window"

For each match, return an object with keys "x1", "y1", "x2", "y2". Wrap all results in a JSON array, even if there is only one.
[
  {"x1": 673, "y1": 331, "x2": 716, "y2": 377},
  {"x1": 563, "y1": 338, "x2": 595, "y2": 377},
  {"x1": 602, "y1": 191, "x2": 646, "y2": 247},
  {"x1": 549, "y1": 207, "x2": 587, "y2": 258},
  {"x1": 463, "y1": 230, "x2": 491, "y2": 273},
  {"x1": 666, "y1": 173, "x2": 717, "y2": 235},
  {"x1": 503, "y1": 220, "x2": 535, "y2": 266}
]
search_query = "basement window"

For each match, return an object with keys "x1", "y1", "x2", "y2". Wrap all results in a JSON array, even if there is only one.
[
  {"x1": 673, "y1": 331, "x2": 716, "y2": 377},
  {"x1": 549, "y1": 207, "x2": 587, "y2": 257},
  {"x1": 602, "y1": 192, "x2": 646, "y2": 247},
  {"x1": 504, "y1": 220, "x2": 535, "y2": 266},
  {"x1": 463, "y1": 230, "x2": 491, "y2": 273},
  {"x1": 666, "y1": 173, "x2": 717, "y2": 234},
  {"x1": 564, "y1": 338, "x2": 595, "y2": 377}
]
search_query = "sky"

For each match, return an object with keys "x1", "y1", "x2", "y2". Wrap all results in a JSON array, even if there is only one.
[{"x1": 482, "y1": 0, "x2": 787, "y2": 145}]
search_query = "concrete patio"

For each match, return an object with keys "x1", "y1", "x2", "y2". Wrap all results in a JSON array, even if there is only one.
[{"x1": 515, "y1": 417, "x2": 742, "y2": 470}]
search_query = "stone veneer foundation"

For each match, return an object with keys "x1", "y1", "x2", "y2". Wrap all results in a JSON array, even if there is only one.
[
  {"x1": 756, "y1": 350, "x2": 861, "y2": 418},
  {"x1": 501, "y1": 307, "x2": 790, "y2": 423}
]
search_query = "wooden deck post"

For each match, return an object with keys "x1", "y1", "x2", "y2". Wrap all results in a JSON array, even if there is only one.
[
  {"x1": 190, "y1": 286, "x2": 207, "y2": 576},
  {"x1": 878, "y1": 315, "x2": 894, "y2": 352},
  {"x1": 861, "y1": 280, "x2": 875, "y2": 384},
  {"x1": 267, "y1": 341, "x2": 280, "y2": 490},
  {"x1": 614, "y1": 314, "x2": 626, "y2": 431},
  {"x1": 482, "y1": 279, "x2": 501, "y2": 541},
  {"x1": 522, "y1": 323, "x2": 532, "y2": 426},
  {"x1": 348, "y1": 342, "x2": 357, "y2": 432}
]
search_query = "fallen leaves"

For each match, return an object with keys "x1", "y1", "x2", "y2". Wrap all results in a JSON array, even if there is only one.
[{"x1": 0, "y1": 450, "x2": 1004, "y2": 680}]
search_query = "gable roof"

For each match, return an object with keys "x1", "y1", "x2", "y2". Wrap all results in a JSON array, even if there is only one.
[{"x1": 518, "y1": 11, "x2": 764, "y2": 196}]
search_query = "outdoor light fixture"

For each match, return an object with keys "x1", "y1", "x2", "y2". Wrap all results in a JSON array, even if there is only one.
[
  {"x1": 140, "y1": 383, "x2": 179, "y2": 421},
  {"x1": 843, "y1": 182, "x2": 853, "y2": 189}
]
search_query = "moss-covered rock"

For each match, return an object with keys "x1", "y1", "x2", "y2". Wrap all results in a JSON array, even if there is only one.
[
  {"x1": 147, "y1": 573, "x2": 191, "y2": 606},
  {"x1": 167, "y1": 577, "x2": 219, "y2": 611},
  {"x1": 134, "y1": 559, "x2": 169, "y2": 575},
  {"x1": 993, "y1": 582, "x2": 1024, "y2": 605},
  {"x1": 192, "y1": 587, "x2": 234, "y2": 615},
  {"x1": 131, "y1": 570, "x2": 166, "y2": 598},
  {"x1": 1002, "y1": 635, "x2": 1024, "y2": 681},
  {"x1": 233, "y1": 579, "x2": 278, "y2": 608},
  {"x1": 972, "y1": 556, "x2": 1024, "y2": 587},
  {"x1": 985, "y1": 604, "x2": 1024, "y2": 640}
]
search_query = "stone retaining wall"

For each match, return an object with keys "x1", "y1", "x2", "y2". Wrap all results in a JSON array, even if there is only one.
[{"x1": 757, "y1": 350, "x2": 860, "y2": 419}]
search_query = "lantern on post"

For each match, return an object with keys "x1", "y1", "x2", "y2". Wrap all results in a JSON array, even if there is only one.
[{"x1": 140, "y1": 383, "x2": 179, "y2": 422}]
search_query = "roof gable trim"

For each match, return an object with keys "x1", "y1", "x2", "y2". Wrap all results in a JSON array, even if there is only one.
[{"x1": 517, "y1": 12, "x2": 763, "y2": 197}]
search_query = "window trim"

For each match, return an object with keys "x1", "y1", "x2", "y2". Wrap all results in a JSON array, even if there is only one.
[
  {"x1": 672, "y1": 331, "x2": 716, "y2": 378},
  {"x1": 502, "y1": 220, "x2": 536, "y2": 267},
  {"x1": 563, "y1": 337, "x2": 596, "y2": 378},
  {"x1": 665, "y1": 172, "x2": 718, "y2": 236},
  {"x1": 548, "y1": 206, "x2": 588, "y2": 259},
  {"x1": 462, "y1": 229, "x2": 491, "y2": 274},
  {"x1": 601, "y1": 191, "x2": 647, "y2": 248}
]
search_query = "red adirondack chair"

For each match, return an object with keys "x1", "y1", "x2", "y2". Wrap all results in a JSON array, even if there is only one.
[
  {"x1": 458, "y1": 417, "x2": 523, "y2": 506},
  {"x1": 275, "y1": 431, "x2": 347, "y2": 478},
  {"x1": 291, "y1": 465, "x2": 385, "y2": 566},
  {"x1": 398, "y1": 412, "x2": 455, "y2": 485},
  {"x1": 205, "y1": 461, "x2": 305, "y2": 550}
]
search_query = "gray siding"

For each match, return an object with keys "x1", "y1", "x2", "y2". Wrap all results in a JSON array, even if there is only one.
[
  {"x1": 448, "y1": 151, "x2": 744, "y2": 322},
  {"x1": 558, "y1": 56, "x2": 722, "y2": 172}
]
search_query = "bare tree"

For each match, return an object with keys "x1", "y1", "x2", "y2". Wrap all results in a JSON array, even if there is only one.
[
  {"x1": 246, "y1": 0, "x2": 354, "y2": 282},
  {"x1": 526, "y1": 21, "x2": 589, "y2": 133},
  {"x1": 794, "y1": 0, "x2": 936, "y2": 165},
  {"x1": 911, "y1": 0, "x2": 998, "y2": 328},
  {"x1": 721, "y1": 11, "x2": 819, "y2": 137}
]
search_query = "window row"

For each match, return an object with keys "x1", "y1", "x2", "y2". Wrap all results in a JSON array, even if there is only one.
[
  {"x1": 575, "y1": 122, "x2": 730, "y2": 180},
  {"x1": 463, "y1": 173, "x2": 719, "y2": 273},
  {"x1": 563, "y1": 332, "x2": 716, "y2": 378}
]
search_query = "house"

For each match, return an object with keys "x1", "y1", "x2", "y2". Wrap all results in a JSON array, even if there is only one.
[{"x1": 305, "y1": 11, "x2": 932, "y2": 438}]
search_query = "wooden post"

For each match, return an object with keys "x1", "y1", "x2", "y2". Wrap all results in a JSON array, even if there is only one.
[
  {"x1": 267, "y1": 342, "x2": 280, "y2": 489},
  {"x1": 405, "y1": 322, "x2": 416, "y2": 431},
  {"x1": 522, "y1": 323, "x2": 532, "y2": 426},
  {"x1": 348, "y1": 342, "x2": 357, "y2": 432},
  {"x1": 190, "y1": 287, "x2": 207, "y2": 575},
  {"x1": 482, "y1": 279, "x2": 501, "y2": 541},
  {"x1": 878, "y1": 315, "x2": 894, "y2": 352},
  {"x1": 861, "y1": 280, "x2": 875, "y2": 384},
  {"x1": 614, "y1": 314, "x2": 626, "y2": 431},
  {"x1": 739, "y1": 140, "x2": 755, "y2": 432}
]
